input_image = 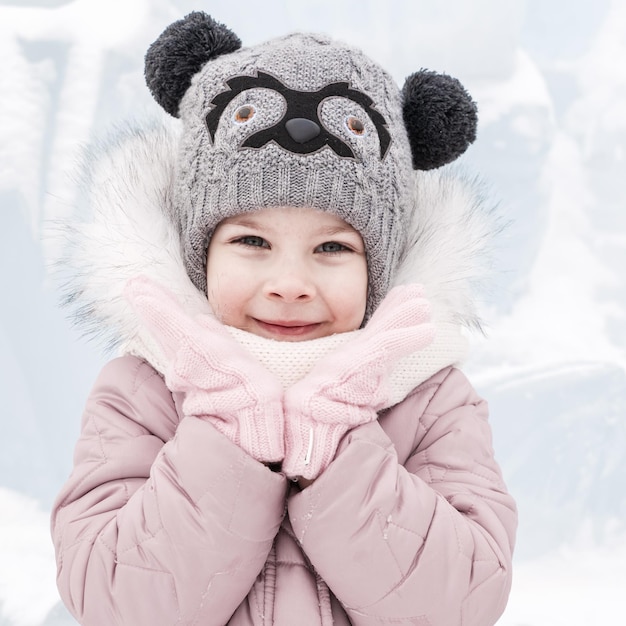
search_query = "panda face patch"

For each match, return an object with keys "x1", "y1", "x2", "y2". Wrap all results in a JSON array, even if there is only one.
[{"x1": 205, "y1": 71, "x2": 391, "y2": 161}]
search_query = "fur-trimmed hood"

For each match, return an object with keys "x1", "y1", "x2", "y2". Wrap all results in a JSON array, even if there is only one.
[{"x1": 53, "y1": 117, "x2": 499, "y2": 378}]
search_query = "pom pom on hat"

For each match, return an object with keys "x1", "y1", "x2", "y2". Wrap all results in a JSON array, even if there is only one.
[
  {"x1": 145, "y1": 11, "x2": 241, "y2": 117},
  {"x1": 402, "y1": 70, "x2": 478, "y2": 170}
]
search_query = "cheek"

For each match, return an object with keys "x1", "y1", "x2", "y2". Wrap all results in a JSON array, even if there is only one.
[
  {"x1": 206, "y1": 250, "x2": 245, "y2": 321},
  {"x1": 207, "y1": 276, "x2": 249, "y2": 324},
  {"x1": 350, "y1": 272, "x2": 369, "y2": 325},
  {"x1": 206, "y1": 274, "x2": 225, "y2": 318},
  {"x1": 329, "y1": 259, "x2": 368, "y2": 328}
]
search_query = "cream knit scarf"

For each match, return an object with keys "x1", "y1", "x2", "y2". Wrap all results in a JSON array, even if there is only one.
[{"x1": 226, "y1": 321, "x2": 468, "y2": 407}]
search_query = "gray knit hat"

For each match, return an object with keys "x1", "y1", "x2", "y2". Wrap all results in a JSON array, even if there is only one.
[{"x1": 145, "y1": 12, "x2": 477, "y2": 315}]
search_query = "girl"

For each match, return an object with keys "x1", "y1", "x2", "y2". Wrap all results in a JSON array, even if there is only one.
[{"x1": 51, "y1": 11, "x2": 517, "y2": 626}]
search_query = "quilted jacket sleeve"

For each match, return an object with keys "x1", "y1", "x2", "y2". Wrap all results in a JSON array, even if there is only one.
[
  {"x1": 287, "y1": 367, "x2": 517, "y2": 626},
  {"x1": 51, "y1": 356, "x2": 288, "y2": 626}
]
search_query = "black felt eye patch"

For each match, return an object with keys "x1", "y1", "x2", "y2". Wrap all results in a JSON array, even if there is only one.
[{"x1": 205, "y1": 71, "x2": 391, "y2": 160}]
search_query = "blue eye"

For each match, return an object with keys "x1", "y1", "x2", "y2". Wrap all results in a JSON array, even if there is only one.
[
  {"x1": 236, "y1": 235, "x2": 269, "y2": 248},
  {"x1": 317, "y1": 241, "x2": 348, "y2": 253}
]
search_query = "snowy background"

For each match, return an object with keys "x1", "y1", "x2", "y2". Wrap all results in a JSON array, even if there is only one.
[{"x1": 1, "y1": 0, "x2": 625, "y2": 624}]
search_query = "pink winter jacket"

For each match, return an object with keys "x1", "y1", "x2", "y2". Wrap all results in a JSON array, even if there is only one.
[{"x1": 51, "y1": 355, "x2": 516, "y2": 626}]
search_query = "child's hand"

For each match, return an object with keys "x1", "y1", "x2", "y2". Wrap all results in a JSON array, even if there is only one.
[
  {"x1": 282, "y1": 284, "x2": 435, "y2": 480},
  {"x1": 125, "y1": 275, "x2": 285, "y2": 463}
]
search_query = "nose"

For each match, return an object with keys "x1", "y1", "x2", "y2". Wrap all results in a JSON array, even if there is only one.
[
  {"x1": 264, "y1": 266, "x2": 316, "y2": 303},
  {"x1": 285, "y1": 118, "x2": 321, "y2": 144}
]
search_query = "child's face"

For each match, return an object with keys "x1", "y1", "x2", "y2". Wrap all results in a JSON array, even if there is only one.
[{"x1": 206, "y1": 206, "x2": 368, "y2": 341}]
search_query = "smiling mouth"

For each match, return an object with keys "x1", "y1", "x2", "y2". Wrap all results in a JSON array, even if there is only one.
[{"x1": 254, "y1": 319, "x2": 322, "y2": 337}]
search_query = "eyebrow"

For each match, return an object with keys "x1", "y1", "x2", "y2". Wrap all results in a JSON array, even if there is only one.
[
  {"x1": 221, "y1": 216, "x2": 264, "y2": 229},
  {"x1": 315, "y1": 225, "x2": 360, "y2": 237},
  {"x1": 222, "y1": 216, "x2": 360, "y2": 237}
]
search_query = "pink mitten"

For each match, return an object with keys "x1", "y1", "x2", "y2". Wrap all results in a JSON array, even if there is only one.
[
  {"x1": 282, "y1": 284, "x2": 435, "y2": 480},
  {"x1": 125, "y1": 276, "x2": 284, "y2": 463}
]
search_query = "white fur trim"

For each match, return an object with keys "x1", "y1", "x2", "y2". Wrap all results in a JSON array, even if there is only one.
[
  {"x1": 393, "y1": 168, "x2": 500, "y2": 331},
  {"x1": 54, "y1": 119, "x2": 211, "y2": 358}
]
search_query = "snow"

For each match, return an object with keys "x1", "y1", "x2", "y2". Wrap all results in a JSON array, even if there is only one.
[
  {"x1": 1, "y1": 1, "x2": 625, "y2": 624},
  {"x1": 0, "y1": 488, "x2": 58, "y2": 626},
  {"x1": 501, "y1": 534, "x2": 626, "y2": 625}
]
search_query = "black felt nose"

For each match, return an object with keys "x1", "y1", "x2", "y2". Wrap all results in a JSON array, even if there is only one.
[{"x1": 285, "y1": 118, "x2": 321, "y2": 144}]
